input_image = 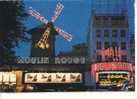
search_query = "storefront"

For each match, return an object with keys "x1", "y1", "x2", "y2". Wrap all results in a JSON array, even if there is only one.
[
  {"x1": 22, "y1": 72, "x2": 83, "y2": 91},
  {"x1": 17, "y1": 64, "x2": 85, "y2": 91},
  {"x1": 0, "y1": 64, "x2": 86, "y2": 92},
  {"x1": 0, "y1": 71, "x2": 16, "y2": 91},
  {"x1": 91, "y1": 62, "x2": 133, "y2": 88}
]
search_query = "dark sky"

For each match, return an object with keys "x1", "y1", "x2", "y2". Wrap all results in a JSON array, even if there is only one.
[
  {"x1": 15, "y1": 0, "x2": 134, "y2": 57},
  {"x1": 15, "y1": 0, "x2": 91, "y2": 57}
]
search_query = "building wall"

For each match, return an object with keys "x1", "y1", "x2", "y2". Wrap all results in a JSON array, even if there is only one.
[
  {"x1": 129, "y1": 34, "x2": 135, "y2": 64},
  {"x1": 92, "y1": 0, "x2": 127, "y2": 15},
  {"x1": 88, "y1": 0, "x2": 132, "y2": 63},
  {"x1": 92, "y1": 15, "x2": 129, "y2": 62}
]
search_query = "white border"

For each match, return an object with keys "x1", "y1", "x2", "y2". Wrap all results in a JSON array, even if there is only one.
[
  {"x1": 0, "y1": 92, "x2": 137, "y2": 99},
  {"x1": 0, "y1": 0, "x2": 137, "y2": 99}
]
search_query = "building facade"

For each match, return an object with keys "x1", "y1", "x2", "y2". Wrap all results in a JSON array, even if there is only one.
[
  {"x1": 129, "y1": 34, "x2": 135, "y2": 65},
  {"x1": 87, "y1": 0, "x2": 134, "y2": 88},
  {"x1": 88, "y1": 0, "x2": 133, "y2": 63}
]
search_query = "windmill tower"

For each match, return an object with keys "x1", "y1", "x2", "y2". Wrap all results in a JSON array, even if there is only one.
[{"x1": 28, "y1": 2, "x2": 73, "y2": 63}]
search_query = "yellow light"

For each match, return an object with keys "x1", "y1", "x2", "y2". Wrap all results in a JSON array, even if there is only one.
[
  {"x1": 39, "y1": 43, "x2": 45, "y2": 49},
  {"x1": 45, "y1": 43, "x2": 50, "y2": 48}
]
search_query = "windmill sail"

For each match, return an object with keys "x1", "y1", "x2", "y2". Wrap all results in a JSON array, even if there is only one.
[
  {"x1": 28, "y1": 7, "x2": 49, "y2": 25},
  {"x1": 51, "y1": 2, "x2": 64, "y2": 22},
  {"x1": 28, "y1": 2, "x2": 72, "y2": 50},
  {"x1": 55, "y1": 27, "x2": 72, "y2": 42}
]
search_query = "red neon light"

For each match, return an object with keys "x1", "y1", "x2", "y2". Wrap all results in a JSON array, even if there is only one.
[
  {"x1": 91, "y1": 62, "x2": 133, "y2": 77},
  {"x1": 96, "y1": 47, "x2": 127, "y2": 57}
]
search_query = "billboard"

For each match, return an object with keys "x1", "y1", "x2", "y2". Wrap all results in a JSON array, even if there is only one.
[
  {"x1": 91, "y1": 62, "x2": 133, "y2": 77},
  {"x1": 97, "y1": 71, "x2": 129, "y2": 87},
  {"x1": 24, "y1": 73, "x2": 82, "y2": 84}
]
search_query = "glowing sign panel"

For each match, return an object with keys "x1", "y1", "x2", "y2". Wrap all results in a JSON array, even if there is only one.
[
  {"x1": 24, "y1": 73, "x2": 82, "y2": 84},
  {"x1": 0, "y1": 72, "x2": 16, "y2": 84},
  {"x1": 97, "y1": 71, "x2": 129, "y2": 87},
  {"x1": 91, "y1": 62, "x2": 133, "y2": 77}
]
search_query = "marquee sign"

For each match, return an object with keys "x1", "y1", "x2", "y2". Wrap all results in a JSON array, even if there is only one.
[
  {"x1": 97, "y1": 71, "x2": 129, "y2": 86},
  {"x1": 24, "y1": 73, "x2": 82, "y2": 84},
  {"x1": 91, "y1": 62, "x2": 133, "y2": 77},
  {"x1": 0, "y1": 72, "x2": 16, "y2": 85}
]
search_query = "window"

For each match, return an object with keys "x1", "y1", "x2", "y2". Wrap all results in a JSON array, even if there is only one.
[
  {"x1": 120, "y1": 30, "x2": 126, "y2": 37},
  {"x1": 96, "y1": 41, "x2": 102, "y2": 49},
  {"x1": 95, "y1": 16, "x2": 101, "y2": 21},
  {"x1": 130, "y1": 38, "x2": 134, "y2": 44},
  {"x1": 130, "y1": 49, "x2": 135, "y2": 55},
  {"x1": 103, "y1": 17, "x2": 109, "y2": 24},
  {"x1": 105, "y1": 55, "x2": 109, "y2": 62},
  {"x1": 111, "y1": 16, "x2": 125, "y2": 25},
  {"x1": 112, "y1": 30, "x2": 118, "y2": 37},
  {"x1": 104, "y1": 42, "x2": 109, "y2": 49},
  {"x1": 97, "y1": 55, "x2": 102, "y2": 62},
  {"x1": 121, "y1": 42, "x2": 126, "y2": 49},
  {"x1": 104, "y1": 30, "x2": 109, "y2": 37},
  {"x1": 96, "y1": 30, "x2": 101, "y2": 37},
  {"x1": 95, "y1": 16, "x2": 101, "y2": 24},
  {"x1": 121, "y1": 55, "x2": 127, "y2": 62},
  {"x1": 103, "y1": 17, "x2": 108, "y2": 21},
  {"x1": 112, "y1": 42, "x2": 118, "y2": 47}
]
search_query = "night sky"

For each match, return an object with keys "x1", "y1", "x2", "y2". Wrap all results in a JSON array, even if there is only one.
[
  {"x1": 15, "y1": 0, "x2": 134, "y2": 57},
  {"x1": 15, "y1": 0, "x2": 91, "y2": 57}
]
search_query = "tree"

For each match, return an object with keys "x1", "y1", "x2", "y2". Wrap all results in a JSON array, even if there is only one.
[{"x1": 0, "y1": 1, "x2": 28, "y2": 64}]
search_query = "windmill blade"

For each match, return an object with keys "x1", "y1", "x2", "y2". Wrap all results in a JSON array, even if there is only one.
[
  {"x1": 36, "y1": 27, "x2": 50, "y2": 49},
  {"x1": 55, "y1": 27, "x2": 72, "y2": 42},
  {"x1": 51, "y1": 2, "x2": 64, "y2": 22},
  {"x1": 28, "y1": 7, "x2": 48, "y2": 25}
]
